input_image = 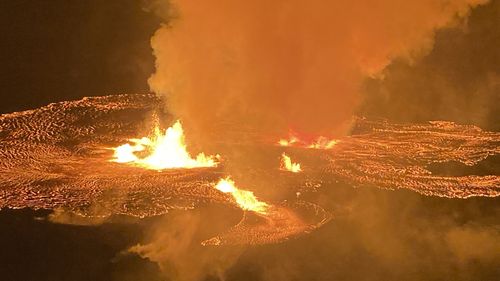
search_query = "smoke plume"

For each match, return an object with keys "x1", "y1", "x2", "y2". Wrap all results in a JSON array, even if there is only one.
[
  {"x1": 129, "y1": 208, "x2": 243, "y2": 281},
  {"x1": 148, "y1": 0, "x2": 488, "y2": 140},
  {"x1": 360, "y1": 0, "x2": 500, "y2": 130}
]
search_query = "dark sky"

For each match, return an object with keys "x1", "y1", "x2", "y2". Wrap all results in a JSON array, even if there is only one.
[
  {"x1": 360, "y1": 0, "x2": 500, "y2": 130},
  {"x1": 0, "y1": 0, "x2": 161, "y2": 114}
]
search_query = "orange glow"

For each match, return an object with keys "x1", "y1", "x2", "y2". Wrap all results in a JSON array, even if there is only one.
[
  {"x1": 307, "y1": 137, "x2": 338, "y2": 149},
  {"x1": 278, "y1": 135, "x2": 298, "y2": 147},
  {"x1": 278, "y1": 135, "x2": 338, "y2": 149},
  {"x1": 280, "y1": 153, "x2": 302, "y2": 173},
  {"x1": 214, "y1": 177, "x2": 269, "y2": 214},
  {"x1": 111, "y1": 120, "x2": 218, "y2": 170}
]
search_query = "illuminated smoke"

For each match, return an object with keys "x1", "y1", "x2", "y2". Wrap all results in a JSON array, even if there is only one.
[{"x1": 148, "y1": 0, "x2": 488, "y2": 140}]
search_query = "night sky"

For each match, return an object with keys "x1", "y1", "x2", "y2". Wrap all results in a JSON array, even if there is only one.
[{"x1": 0, "y1": 0, "x2": 160, "y2": 114}]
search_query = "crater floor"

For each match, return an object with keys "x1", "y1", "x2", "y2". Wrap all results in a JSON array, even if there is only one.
[{"x1": 0, "y1": 94, "x2": 498, "y2": 244}]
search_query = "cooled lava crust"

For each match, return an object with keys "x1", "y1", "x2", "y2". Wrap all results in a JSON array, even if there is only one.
[{"x1": 0, "y1": 94, "x2": 498, "y2": 245}]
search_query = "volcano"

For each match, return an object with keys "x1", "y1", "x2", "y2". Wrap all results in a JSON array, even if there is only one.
[{"x1": 0, "y1": 94, "x2": 498, "y2": 245}]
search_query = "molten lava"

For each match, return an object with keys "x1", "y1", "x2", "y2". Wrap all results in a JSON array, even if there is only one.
[
  {"x1": 214, "y1": 178, "x2": 269, "y2": 214},
  {"x1": 280, "y1": 153, "x2": 302, "y2": 173},
  {"x1": 278, "y1": 135, "x2": 299, "y2": 147},
  {"x1": 278, "y1": 134, "x2": 338, "y2": 149},
  {"x1": 307, "y1": 137, "x2": 338, "y2": 149},
  {"x1": 1, "y1": 94, "x2": 498, "y2": 245},
  {"x1": 111, "y1": 120, "x2": 218, "y2": 170}
]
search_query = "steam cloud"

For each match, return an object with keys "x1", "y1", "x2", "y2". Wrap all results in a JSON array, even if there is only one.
[
  {"x1": 129, "y1": 209, "x2": 243, "y2": 281},
  {"x1": 148, "y1": 0, "x2": 488, "y2": 139},
  {"x1": 140, "y1": 1, "x2": 496, "y2": 280}
]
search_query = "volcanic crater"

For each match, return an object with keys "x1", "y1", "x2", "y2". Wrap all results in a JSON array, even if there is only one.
[{"x1": 0, "y1": 94, "x2": 498, "y2": 245}]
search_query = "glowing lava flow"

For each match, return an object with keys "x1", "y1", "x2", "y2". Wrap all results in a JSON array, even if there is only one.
[
  {"x1": 307, "y1": 137, "x2": 338, "y2": 149},
  {"x1": 280, "y1": 153, "x2": 302, "y2": 173},
  {"x1": 278, "y1": 134, "x2": 338, "y2": 149},
  {"x1": 278, "y1": 135, "x2": 298, "y2": 146},
  {"x1": 111, "y1": 120, "x2": 218, "y2": 170},
  {"x1": 214, "y1": 178, "x2": 269, "y2": 214}
]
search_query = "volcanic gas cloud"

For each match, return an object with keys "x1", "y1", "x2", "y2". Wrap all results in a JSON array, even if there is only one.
[{"x1": 148, "y1": 0, "x2": 488, "y2": 141}]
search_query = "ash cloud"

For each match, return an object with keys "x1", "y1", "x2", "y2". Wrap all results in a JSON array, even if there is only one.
[{"x1": 148, "y1": 0, "x2": 488, "y2": 141}]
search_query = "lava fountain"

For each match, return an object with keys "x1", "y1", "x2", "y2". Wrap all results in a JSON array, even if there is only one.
[
  {"x1": 280, "y1": 153, "x2": 302, "y2": 173},
  {"x1": 278, "y1": 134, "x2": 338, "y2": 149},
  {"x1": 111, "y1": 120, "x2": 219, "y2": 170},
  {"x1": 214, "y1": 178, "x2": 269, "y2": 214}
]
